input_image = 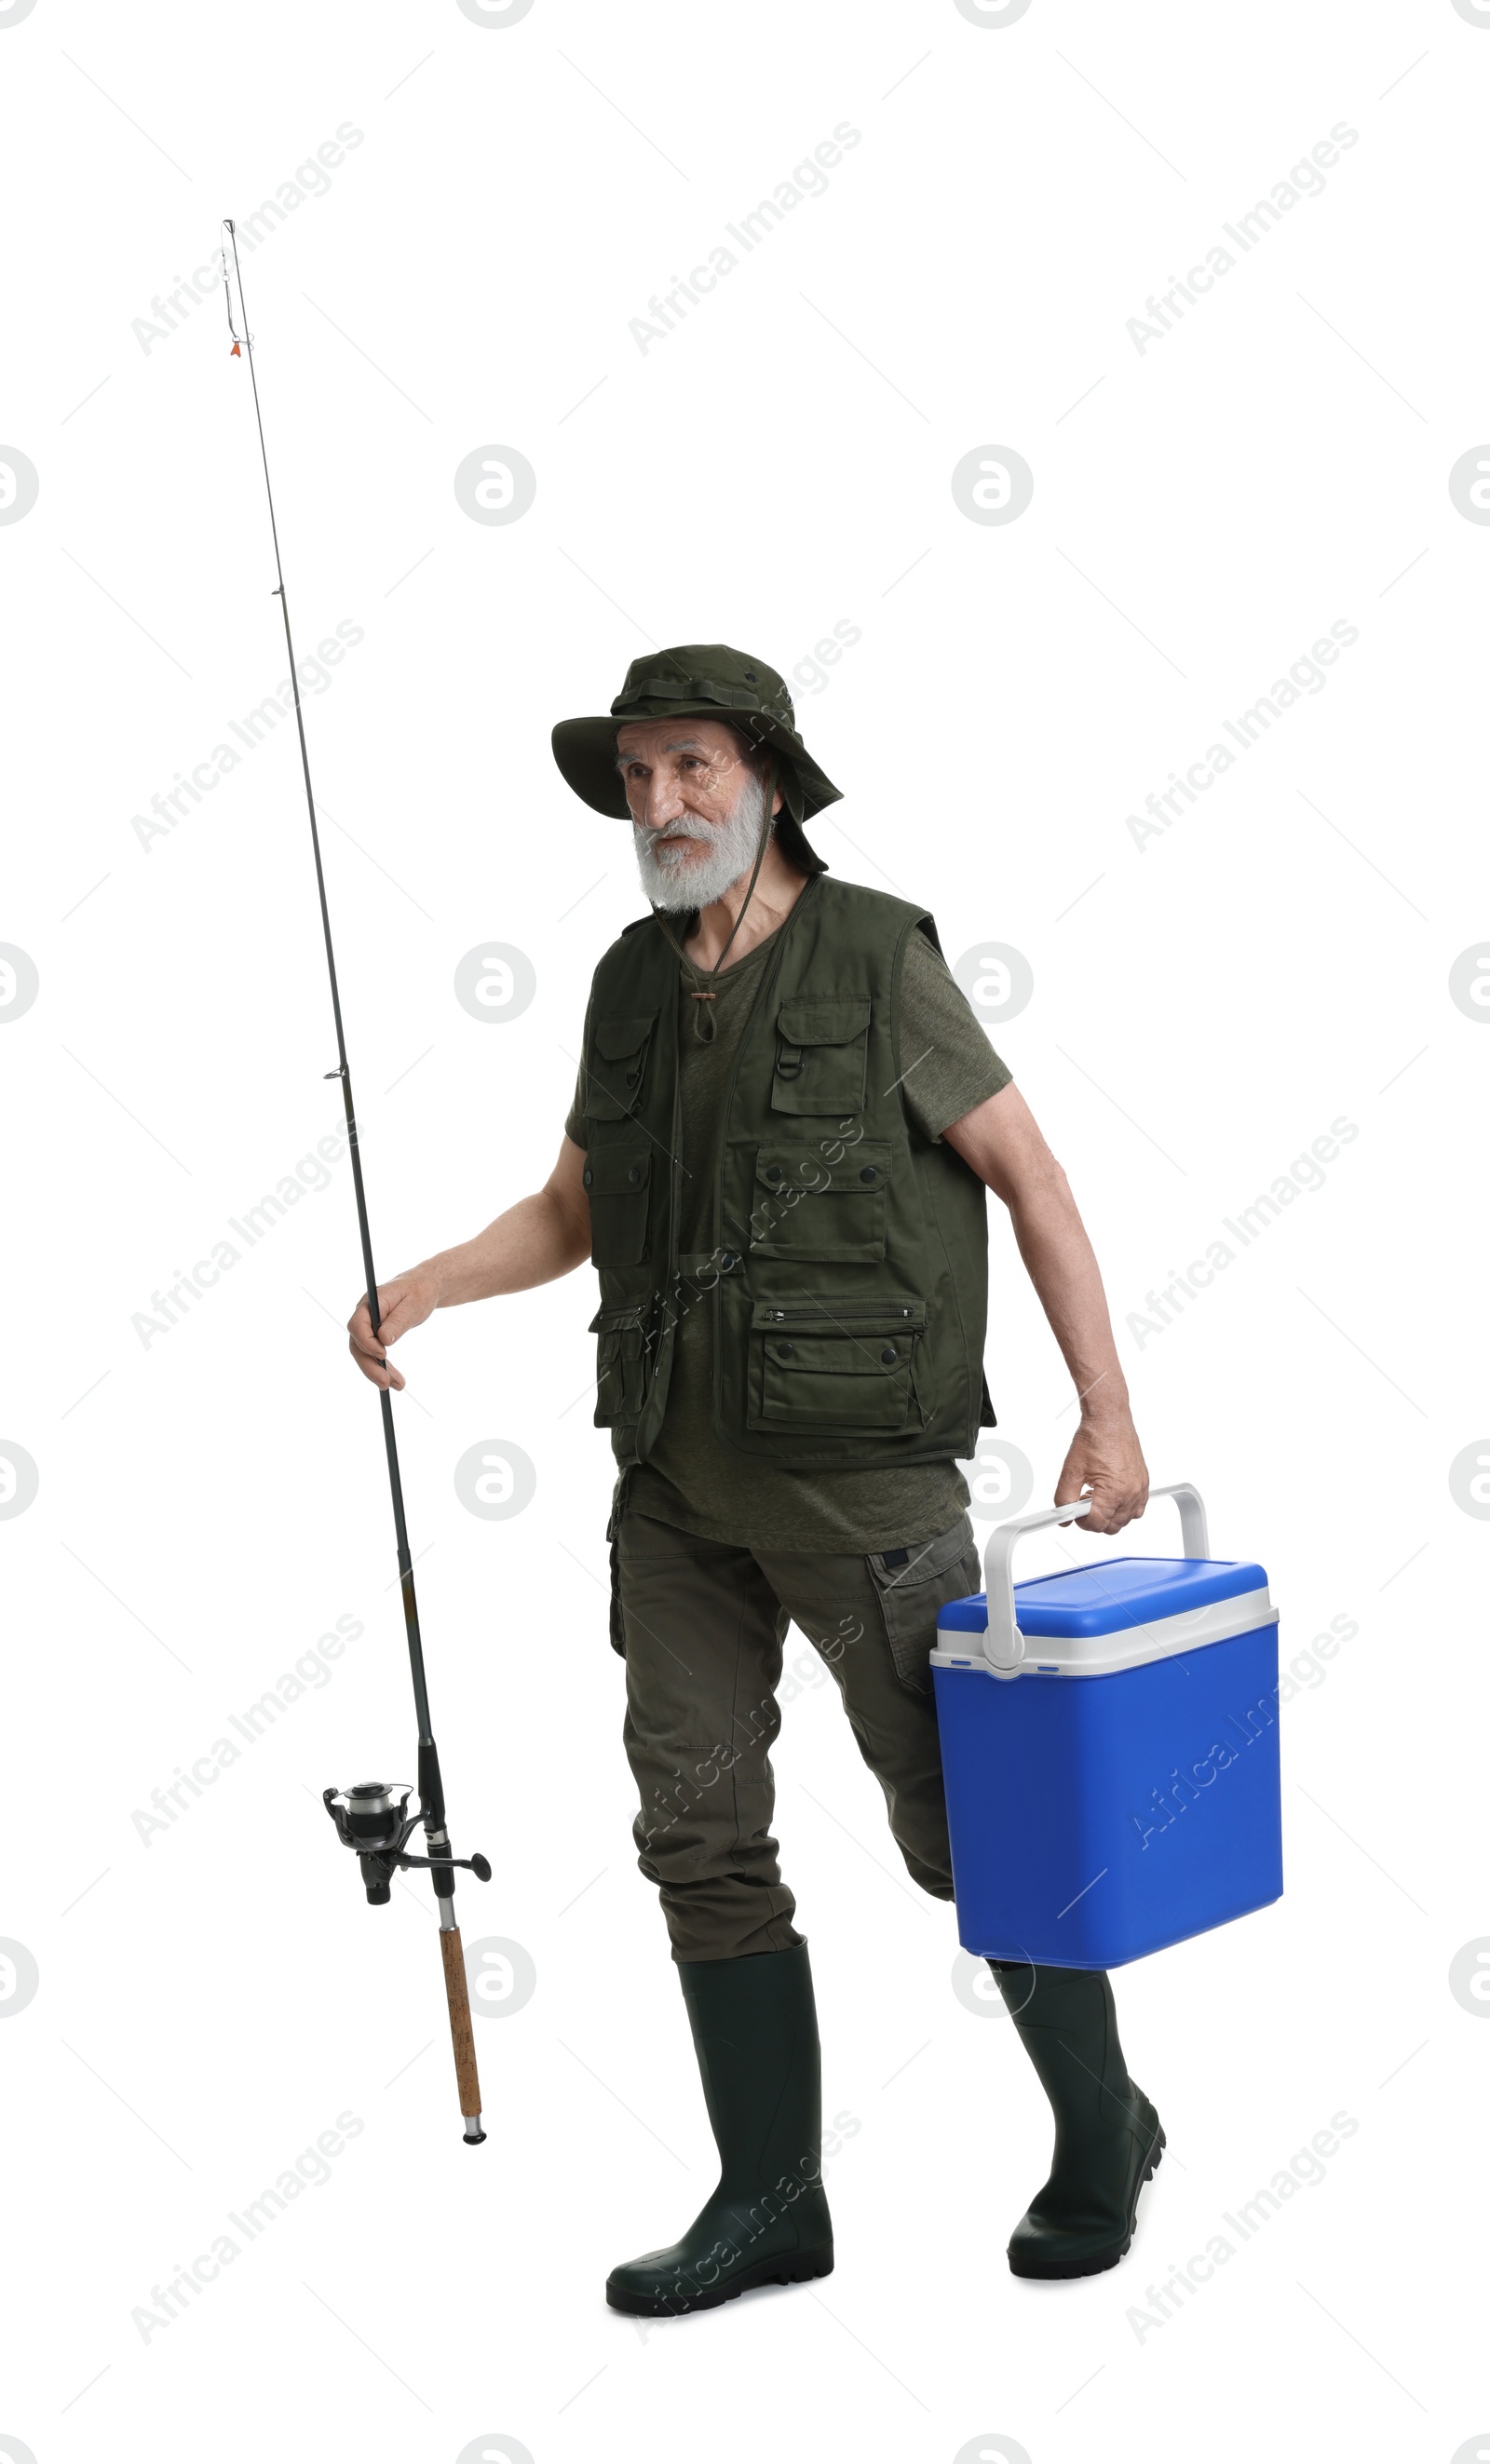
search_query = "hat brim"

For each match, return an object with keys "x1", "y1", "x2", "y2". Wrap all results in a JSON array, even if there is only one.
[{"x1": 550, "y1": 707, "x2": 842, "y2": 825}]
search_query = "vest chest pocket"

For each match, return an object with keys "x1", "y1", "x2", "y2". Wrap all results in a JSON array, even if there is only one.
[
  {"x1": 749, "y1": 1141, "x2": 892, "y2": 1266},
  {"x1": 589, "y1": 1303, "x2": 651, "y2": 1426},
  {"x1": 582, "y1": 1145, "x2": 651, "y2": 1266},
  {"x1": 583, "y1": 1013, "x2": 657, "y2": 1121},
  {"x1": 770, "y1": 998, "x2": 871, "y2": 1117},
  {"x1": 749, "y1": 1297, "x2": 928, "y2": 1431}
]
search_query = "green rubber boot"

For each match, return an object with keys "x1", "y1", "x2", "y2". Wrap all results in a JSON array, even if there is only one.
[
  {"x1": 990, "y1": 1960, "x2": 1164, "y2": 2280},
  {"x1": 605, "y1": 1942, "x2": 834, "y2": 2317}
]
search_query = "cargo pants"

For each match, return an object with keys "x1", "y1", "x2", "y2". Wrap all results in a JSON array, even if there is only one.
[{"x1": 615, "y1": 1505, "x2": 982, "y2": 1962}]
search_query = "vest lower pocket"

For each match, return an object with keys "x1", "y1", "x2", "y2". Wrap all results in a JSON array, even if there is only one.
[
  {"x1": 590, "y1": 1303, "x2": 651, "y2": 1427},
  {"x1": 749, "y1": 1141, "x2": 890, "y2": 1266},
  {"x1": 748, "y1": 1296, "x2": 928, "y2": 1431},
  {"x1": 583, "y1": 1145, "x2": 651, "y2": 1266}
]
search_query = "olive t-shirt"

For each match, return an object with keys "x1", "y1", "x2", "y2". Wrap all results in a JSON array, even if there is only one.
[{"x1": 564, "y1": 919, "x2": 1010, "y2": 1552}]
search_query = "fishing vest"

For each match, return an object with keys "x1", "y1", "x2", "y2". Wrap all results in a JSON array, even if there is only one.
[{"x1": 580, "y1": 873, "x2": 995, "y2": 1472}]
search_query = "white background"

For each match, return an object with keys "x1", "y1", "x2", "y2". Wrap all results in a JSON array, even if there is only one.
[{"x1": 2, "y1": 2, "x2": 1487, "y2": 2458}]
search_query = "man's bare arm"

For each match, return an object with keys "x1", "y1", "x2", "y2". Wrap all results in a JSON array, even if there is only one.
[
  {"x1": 944, "y1": 1082, "x2": 1148, "y2": 1535},
  {"x1": 347, "y1": 1135, "x2": 591, "y2": 1390}
]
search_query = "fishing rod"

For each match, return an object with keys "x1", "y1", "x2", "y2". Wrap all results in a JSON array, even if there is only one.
[{"x1": 220, "y1": 218, "x2": 490, "y2": 2145}]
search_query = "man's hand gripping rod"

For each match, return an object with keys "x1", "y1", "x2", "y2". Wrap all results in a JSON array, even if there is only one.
[{"x1": 221, "y1": 219, "x2": 489, "y2": 2144}]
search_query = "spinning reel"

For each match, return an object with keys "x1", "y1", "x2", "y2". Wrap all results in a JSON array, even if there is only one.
[{"x1": 323, "y1": 1781, "x2": 493, "y2": 1907}]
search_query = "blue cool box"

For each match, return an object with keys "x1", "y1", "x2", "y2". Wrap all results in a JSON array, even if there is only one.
[{"x1": 931, "y1": 1506, "x2": 1283, "y2": 1969}]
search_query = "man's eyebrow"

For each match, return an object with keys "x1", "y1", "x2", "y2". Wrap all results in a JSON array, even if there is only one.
[{"x1": 614, "y1": 734, "x2": 710, "y2": 770}]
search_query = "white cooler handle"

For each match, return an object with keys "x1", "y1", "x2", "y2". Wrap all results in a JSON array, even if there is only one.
[{"x1": 980, "y1": 1482, "x2": 1211, "y2": 1676}]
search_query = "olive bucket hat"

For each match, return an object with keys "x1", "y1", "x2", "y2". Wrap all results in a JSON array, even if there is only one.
[{"x1": 550, "y1": 643, "x2": 840, "y2": 875}]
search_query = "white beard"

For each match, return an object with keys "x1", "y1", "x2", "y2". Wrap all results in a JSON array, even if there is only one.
[{"x1": 633, "y1": 770, "x2": 769, "y2": 912}]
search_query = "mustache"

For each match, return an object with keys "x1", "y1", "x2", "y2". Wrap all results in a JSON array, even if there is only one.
[
  {"x1": 644, "y1": 819, "x2": 717, "y2": 868},
  {"x1": 648, "y1": 818, "x2": 713, "y2": 845}
]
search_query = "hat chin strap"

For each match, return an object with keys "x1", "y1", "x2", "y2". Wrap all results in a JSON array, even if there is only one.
[{"x1": 649, "y1": 760, "x2": 777, "y2": 1040}]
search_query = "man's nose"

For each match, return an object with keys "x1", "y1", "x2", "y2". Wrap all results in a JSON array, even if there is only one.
[{"x1": 639, "y1": 778, "x2": 690, "y2": 830}]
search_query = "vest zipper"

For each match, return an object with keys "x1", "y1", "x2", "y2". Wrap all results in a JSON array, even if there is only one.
[{"x1": 758, "y1": 1302, "x2": 920, "y2": 1322}]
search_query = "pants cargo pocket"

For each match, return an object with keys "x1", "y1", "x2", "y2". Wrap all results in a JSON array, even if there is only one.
[
  {"x1": 868, "y1": 1513, "x2": 981, "y2": 1696},
  {"x1": 604, "y1": 1471, "x2": 634, "y2": 1658}
]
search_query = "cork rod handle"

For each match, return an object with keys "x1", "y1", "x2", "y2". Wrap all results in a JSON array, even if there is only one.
[{"x1": 440, "y1": 1926, "x2": 486, "y2": 2143}]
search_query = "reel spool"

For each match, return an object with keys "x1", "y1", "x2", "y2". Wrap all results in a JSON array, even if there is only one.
[{"x1": 323, "y1": 1780, "x2": 492, "y2": 1906}]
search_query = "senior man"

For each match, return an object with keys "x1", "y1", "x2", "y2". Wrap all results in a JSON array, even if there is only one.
[{"x1": 348, "y1": 645, "x2": 1160, "y2": 2316}]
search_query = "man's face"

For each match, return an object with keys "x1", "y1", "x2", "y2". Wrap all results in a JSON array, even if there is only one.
[{"x1": 615, "y1": 718, "x2": 780, "y2": 910}]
